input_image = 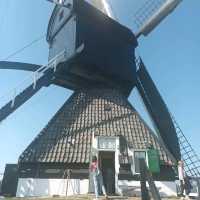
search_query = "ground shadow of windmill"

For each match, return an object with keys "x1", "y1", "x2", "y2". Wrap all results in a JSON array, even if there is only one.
[{"x1": 1, "y1": 0, "x2": 200, "y2": 198}]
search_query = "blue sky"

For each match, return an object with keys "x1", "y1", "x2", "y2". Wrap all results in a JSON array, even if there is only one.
[{"x1": 0, "y1": 0, "x2": 200, "y2": 173}]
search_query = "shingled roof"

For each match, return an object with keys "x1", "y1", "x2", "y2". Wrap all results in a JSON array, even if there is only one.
[{"x1": 19, "y1": 88, "x2": 172, "y2": 164}]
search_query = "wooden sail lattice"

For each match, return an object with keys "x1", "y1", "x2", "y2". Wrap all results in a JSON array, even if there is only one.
[
  {"x1": 134, "y1": 0, "x2": 166, "y2": 30},
  {"x1": 171, "y1": 115, "x2": 200, "y2": 177}
]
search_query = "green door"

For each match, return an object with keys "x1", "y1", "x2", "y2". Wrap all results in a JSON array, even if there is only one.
[{"x1": 147, "y1": 149, "x2": 160, "y2": 173}]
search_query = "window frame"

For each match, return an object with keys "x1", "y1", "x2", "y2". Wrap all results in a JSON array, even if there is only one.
[{"x1": 132, "y1": 149, "x2": 148, "y2": 174}]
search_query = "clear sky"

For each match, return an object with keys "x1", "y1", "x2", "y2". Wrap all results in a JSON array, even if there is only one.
[{"x1": 0, "y1": 0, "x2": 200, "y2": 173}]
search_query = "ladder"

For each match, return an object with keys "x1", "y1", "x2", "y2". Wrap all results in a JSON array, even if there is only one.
[{"x1": 171, "y1": 115, "x2": 200, "y2": 177}]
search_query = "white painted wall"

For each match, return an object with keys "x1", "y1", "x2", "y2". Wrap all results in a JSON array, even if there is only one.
[
  {"x1": 16, "y1": 178, "x2": 176, "y2": 197},
  {"x1": 118, "y1": 180, "x2": 177, "y2": 197},
  {"x1": 16, "y1": 178, "x2": 89, "y2": 197}
]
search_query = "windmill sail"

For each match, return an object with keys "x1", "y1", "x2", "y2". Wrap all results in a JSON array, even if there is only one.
[
  {"x1": 134, "y1": 0, "x2": 182, "y2": 37},
  {"x1": 0, "y1": 61, "x2": 41, "y2": 71},
  {"x1": 136, "y1": 58, "x2": 181, "y2": 161},
  {"x1": 0, "y1": 50, "x2": 66, "y2": 123},
  {"x1": 0, "y1": 70, "x2": 53, "y2": 123}
]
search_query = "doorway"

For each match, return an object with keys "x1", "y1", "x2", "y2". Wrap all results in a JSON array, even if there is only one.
[{"x1": 99, "y1": 151, "x2": 115, "y2": 195}]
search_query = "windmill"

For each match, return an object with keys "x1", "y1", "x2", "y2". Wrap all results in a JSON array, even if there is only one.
[{"x1": 0, "y1": 0, "x2": 199, "y2": 197}]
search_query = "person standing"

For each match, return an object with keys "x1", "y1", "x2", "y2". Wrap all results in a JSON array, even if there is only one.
[
  {"x1": 178, "y1": 160, "x2": 185, "y2": 197},
  {"x1": 184, "y1": 175, "x2": 192, "y2": 200},
  {"x1": 90, "y1": 155, "x2": 107, "y2": 200},
  {"x1": 178, "y1": 160, "x2": 191, "y2": 199}
]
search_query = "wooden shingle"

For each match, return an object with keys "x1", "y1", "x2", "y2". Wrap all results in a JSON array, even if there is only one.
[{"x1": 19, "y1": 89, "x2": 172, "y2": 165}]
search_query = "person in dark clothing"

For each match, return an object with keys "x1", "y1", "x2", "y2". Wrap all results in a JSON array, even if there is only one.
[{"x1": 184, "y1": 176, "x2": 192, "y2": 199}]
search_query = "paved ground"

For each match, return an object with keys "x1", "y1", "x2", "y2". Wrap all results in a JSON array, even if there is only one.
[
  {"x1": 0, "y1": 195, "x2": 180, "y2": 200},
  {"x1": 1, "y1": 195, "x2": 126, "y2": 200}
]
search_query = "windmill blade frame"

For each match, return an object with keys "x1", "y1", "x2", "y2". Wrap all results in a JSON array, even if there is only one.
[
  {"x1": 136, "y1": 58, "x2": 181, "y2": 162},
  {"x1": 0, "y1": 61, "x2": 41, "y2": 72},
  {"x1": 134, "y1": 0, "x2": 182, "y2": 37},
  {"x1": 0, "y1": 68, "x2": 53, "y2": 123},
  {"x1": 0, "y1": 49, "x2": 67, "y2": 123}
]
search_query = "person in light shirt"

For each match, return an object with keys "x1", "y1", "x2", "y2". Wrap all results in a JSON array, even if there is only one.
[
  {"x1": 178, "y1": 160, "x2": 191, "y2": 199},
  {"x1": 90, "y1": 155, "x2": 107, "y2": 200},
  {"x1": 178, "y1": 160, "x2": 185, "y2": 196}
]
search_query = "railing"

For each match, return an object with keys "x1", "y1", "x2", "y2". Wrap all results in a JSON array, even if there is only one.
[{"x1": 0, "y1": 50, "x2": 66, "y2": 109}]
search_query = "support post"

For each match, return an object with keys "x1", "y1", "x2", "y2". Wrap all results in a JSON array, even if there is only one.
[
  {"x1": 139, "y1": 158, "x2": 161, "y2": 200},
  {"x1": 139, "y1": 158, "x2": 150, "y2": 200},
  {"x1": 146, "y1": 167, "x2": 161, "y2": 200},
  {"x1": 11, "y1": 89, "x2": 16, "y2": 108}
]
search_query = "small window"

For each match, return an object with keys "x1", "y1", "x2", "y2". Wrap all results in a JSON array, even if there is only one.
[
  {"x1": 134, "y1": 151, "x2": 146, "y2": 173},
  {"x1": 98, "y1": 137, "x2": 116, "y2": 150}
]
